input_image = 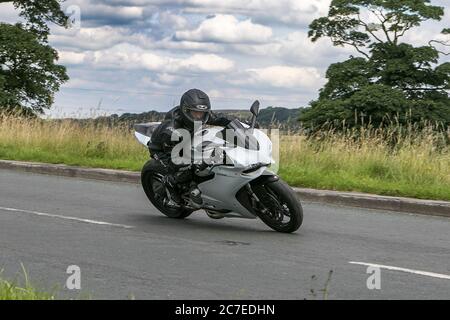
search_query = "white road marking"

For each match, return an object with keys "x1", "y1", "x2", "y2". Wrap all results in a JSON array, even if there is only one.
[
  {"x1": 0, "y1": 206, "x2": 134, "y2": 229},
  {"x1": 349, "y1": 261, "x2": 450, "y2": 280}
]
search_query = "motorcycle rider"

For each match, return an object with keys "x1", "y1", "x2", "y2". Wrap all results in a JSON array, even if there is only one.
[{"x1": 150, "y1": 89, "x2": 237, "y2": 206}]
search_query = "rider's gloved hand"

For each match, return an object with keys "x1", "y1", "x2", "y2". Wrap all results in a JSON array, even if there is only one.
[
  {"x1": 193, "y1": 162, "x2": 209, "y2": 172},
  {"x1": 245, "y1": 119, "x2": 260, "y2": 129}
]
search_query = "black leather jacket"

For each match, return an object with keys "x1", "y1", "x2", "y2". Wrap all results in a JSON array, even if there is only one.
[{"x1": 151, "y1": 106, "x2": 234, "y2": 156}]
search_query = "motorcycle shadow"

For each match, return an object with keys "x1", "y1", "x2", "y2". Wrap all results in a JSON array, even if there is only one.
[{"x1": 128, "y1": 211, "x2": 300, "y2": 236}]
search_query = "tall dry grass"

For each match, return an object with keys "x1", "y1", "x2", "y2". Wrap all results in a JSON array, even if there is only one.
[
  {"x1": 280, "y1": 125, "x2": 450, "y2": 200},
  {"x1": 0, "y1": 115, "x2": 449, "y2": 200},
  {"x1": 0, "y1": 115, "x2": 147, "y2": 171}
]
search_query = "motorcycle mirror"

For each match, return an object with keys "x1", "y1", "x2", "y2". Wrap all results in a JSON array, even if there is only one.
[{"x1": 250, "y1": 100, "x2": 260, "y2": 116}]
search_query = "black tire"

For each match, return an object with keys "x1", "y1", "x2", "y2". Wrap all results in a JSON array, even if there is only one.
[
  {"x1": 141, "y1": 160, "x2": 194, "y2": 219},
  {"x1": 251, "y1": 179, "x2": 303, "y2": 233}
]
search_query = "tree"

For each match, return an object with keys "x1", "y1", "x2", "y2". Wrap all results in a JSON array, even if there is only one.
[
  {"x1": 0, "y1": 23, "x2": 68, "y2": 114},
  {"x1": 300, "y1": 0, "x2": 450, "y2": 130},
  {"x1": 0, "y1": 0, "x2": 68, "y2": 40},
  {"x1": 0, "y1": 0, "x2": 68, "y2": 115}
]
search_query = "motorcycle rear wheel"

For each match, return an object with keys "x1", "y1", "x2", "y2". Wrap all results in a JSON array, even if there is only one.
[{"x1": 141, "y1": 160, "x2": 194, "y2": 219}]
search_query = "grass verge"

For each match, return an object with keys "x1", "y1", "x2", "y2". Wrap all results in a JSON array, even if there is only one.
[
  {"x1": 0, "y1": 265, "x2": 55, "y2": 300},
  {"x1": 0, "y1": 115, "x2": 449, "y2": 201}
]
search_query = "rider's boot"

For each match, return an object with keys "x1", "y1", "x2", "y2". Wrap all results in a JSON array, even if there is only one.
[{"x1": 188, "y1": 184, "x2": 203, "y2": 205}]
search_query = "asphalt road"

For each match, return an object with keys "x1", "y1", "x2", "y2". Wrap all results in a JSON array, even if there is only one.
[{"x1": 0, "y1": 169, "x2": 449, "y2": 300}]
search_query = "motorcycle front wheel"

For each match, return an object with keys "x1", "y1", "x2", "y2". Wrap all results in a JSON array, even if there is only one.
[{"x1": 251, "y1": 179, "x2": 303, "y2": 233}]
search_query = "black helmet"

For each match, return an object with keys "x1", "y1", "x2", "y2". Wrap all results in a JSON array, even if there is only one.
[{"x1": 180, "y1": 89, "x2": 211, "y2": 128}]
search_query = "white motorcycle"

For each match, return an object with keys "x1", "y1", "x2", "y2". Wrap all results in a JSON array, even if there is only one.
[{"x1": 134, "y1": 101, "x2": 303, "y2": 233}]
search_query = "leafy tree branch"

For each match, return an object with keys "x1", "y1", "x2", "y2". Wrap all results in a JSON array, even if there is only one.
[{"x1": 0, "y1": 0, "x2": 68, "y2": 40}]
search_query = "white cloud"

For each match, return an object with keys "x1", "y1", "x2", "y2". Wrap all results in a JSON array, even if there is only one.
[
  {"x1": 153, "y1": 37, "x2": 223, "y2": 52},
  {"x1": 231, "y1": 31, "x2": 354, "y2": 67},
  {"x1": 175, "y1": 14, "x2": 273, "y2": 44},
  {"x1": 177, "y1": 53, "x2": 234, "y2": 72},
  {"x1": 233, "y1": 65, "x2": 324, "y2": 89},
  {"x1": 156, "y1": 73, "x2": 183, "y2": 85},
  {"x1": 59, "y1": 51, "x2": 86, "y2": 65},
  {"x1": 58, "y1": 44, "x2": 234, "y2": 74},
  {"x1": 183, "y1": 0, "x2": 330, "y2": 26},
  {"x1": 50, "y1": 24, "x2": 225, "y2": 54},
  {"x1": 101, "y1": 0, "x2": 330, "y2": 26},
  {"x1": 158, "y1": 11, "x2": 189, "y2": 30},
  {"x1": 50, "y1": 26, "x2": 141, "y2": 51},
  {"x1": 65, "y1": 0, "x2": 145, "y2": 22}
]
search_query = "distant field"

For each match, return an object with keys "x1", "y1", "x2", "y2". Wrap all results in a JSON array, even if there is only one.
[{"x1": 1, "y1": 115, "x2": 449, "y2": 201}]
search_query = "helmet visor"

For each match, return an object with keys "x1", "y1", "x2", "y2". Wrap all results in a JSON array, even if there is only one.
[{"x1": 183, "y1": 106, "x2": 210, "y2": 123}]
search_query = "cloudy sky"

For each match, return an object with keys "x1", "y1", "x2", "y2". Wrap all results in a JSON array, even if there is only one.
[{"x1": 0, "y1": 0, "x2": 449, "y2": 117}]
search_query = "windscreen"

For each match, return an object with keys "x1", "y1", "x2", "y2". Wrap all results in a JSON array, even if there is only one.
[{"x1": 221, "y1": 120, "x2": 260, "y2": 151}]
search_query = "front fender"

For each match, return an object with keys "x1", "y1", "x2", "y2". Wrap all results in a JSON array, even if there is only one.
[
  {"x1": 235, "y1": 172, "x2": 280, "y2": 217},
  {"x1": 250, "y1": 172, "x2": 280, "y2": 186}
]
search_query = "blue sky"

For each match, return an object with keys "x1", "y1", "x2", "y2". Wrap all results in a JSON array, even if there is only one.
[{"x1": 0, "y1": 0, "x2": 448, "y2": 117}]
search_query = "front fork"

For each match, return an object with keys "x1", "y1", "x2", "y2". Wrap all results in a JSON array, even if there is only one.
[{"x1": 245, "y1": 174, "x2": 280, "y2": 216}]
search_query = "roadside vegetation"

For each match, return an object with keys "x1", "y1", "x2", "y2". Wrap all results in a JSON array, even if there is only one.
[
  {"x1": 279, "y1": 124, "x2": 450, "y2": 201},
  {"x1": 0, "y1": 267, "x2": 55, "y2": 300},
  {"x1": 1, "y1": 115, "x2": 449, "y2": 201},
  {"x1": 0, "y1": 115, "x2": 147, "y2": 171}
]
